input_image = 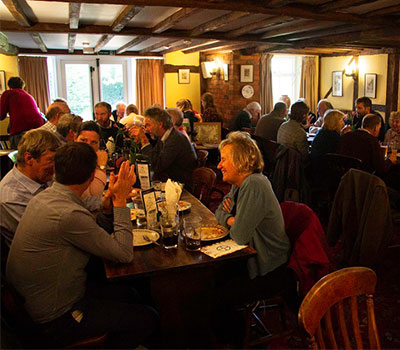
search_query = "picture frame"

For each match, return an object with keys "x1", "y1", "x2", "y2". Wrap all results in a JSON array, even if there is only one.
[
  {"x1": 240, "y1": 65, "x2": 253, "y2": 83},
  {"x1": 0, "y1": 71, "x2": 6, "y2": 95},
  {"x1": 193, "y1": 122, "x2": 221, "y2": 144},
  {"x1": 178, "y1": 69, "x2": 190, "y2": 84},
  {"x1": 332, "y1": 71, "x2": 343, "y2": 97},
  {"x1": 365, "y1": 73, "x2": 377, "y2": 98}
]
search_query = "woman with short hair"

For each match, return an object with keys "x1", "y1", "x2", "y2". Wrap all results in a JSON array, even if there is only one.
[
  {"x1": 384, "y1": 111, "x2": 400, "y2": 145},
  {"x1": 200, "y1": 92, "x2": 222, "y2": 123},
  {"x1": 215, "y1": 131, "x2": 290, "y2": 297}
]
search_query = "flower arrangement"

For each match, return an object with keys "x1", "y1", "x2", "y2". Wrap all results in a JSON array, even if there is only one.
[{"x1": 344, "y1": 110, "x2": 357, "y2": 130}]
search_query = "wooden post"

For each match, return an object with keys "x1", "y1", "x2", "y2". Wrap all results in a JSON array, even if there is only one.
[
  {"x1": 352, "y1": 56, "x2": 359, "y2": 108},
  {"x1": 385, "y1": 53, "x2": 399, "y2": 123}
]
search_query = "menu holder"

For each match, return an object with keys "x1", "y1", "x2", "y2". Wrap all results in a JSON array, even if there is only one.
[
  {"x1": 141, "y1": 188, "x2": 157, "y2": 214},
  {"x1": 137, "y1": 160, "x2": 151, "y2": 190}
]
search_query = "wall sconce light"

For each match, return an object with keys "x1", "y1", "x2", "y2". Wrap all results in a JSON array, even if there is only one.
[
  {"x1": 201, "y1": 59, "x2": 227, "y2": 80},
  {"x1": 344, "y1": 57, "x2": 357, "y2": 79}
]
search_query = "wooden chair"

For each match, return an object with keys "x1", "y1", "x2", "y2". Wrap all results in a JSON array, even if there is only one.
[
  {"x1": 0, "y1": 135, "x2": 11, "y2": 150},
  {"x1": 196, "y1": 149, "x2": 208, "y2": 168},
  {"x1": 298, "y1": 267, "x2": 380, "y2": 350},
  {"x1": 251, "y1": 135, "x2": 279, "y2": 179},
  {"x1": 192, "y1": 167, "x2": 217, "y2": 208}
]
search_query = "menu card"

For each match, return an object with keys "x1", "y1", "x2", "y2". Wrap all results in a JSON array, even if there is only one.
[
  {"x1": 141, "y1": 188, "x2": 157, "y2": 214},
  {"x1": 137, "y1": 160, "x2": 151, "y2": 190},
  {"x1": 200, "y1": 239, "x2": 247, "y2": 259}
]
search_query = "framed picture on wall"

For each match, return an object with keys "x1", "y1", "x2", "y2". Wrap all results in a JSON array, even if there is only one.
[
  {"x1": 178, "y1": 69, "x2": 190, "y2": 84},
  {"x1": 332, "y1": 71, "x2": 343, "y2": 97},
  {"x1": 240, "y1": 65, "x2": 253, "y2": 83},
  {"x1": 365, "y1": 73, "x2": 377, "y2": 98},
  {"x1": 0, "y1": 71, "x2": 6, "y2": 95}
]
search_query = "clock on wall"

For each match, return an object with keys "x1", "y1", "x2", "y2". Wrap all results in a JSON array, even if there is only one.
[{"x1": 241, "y1": 85, "x2": 254, "y2": 99}]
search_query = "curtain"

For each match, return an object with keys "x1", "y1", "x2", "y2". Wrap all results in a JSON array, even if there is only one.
[
  {"x1": 260, "y1": 53, "x2": 273, "y2": 114},
  {"x1": 18, "y1": 56, "x2": 50, "y2": 114},
  {"x1": 299, "y1": 56, "x2": 318, "y2": 115},
  {"x1": 136, "y1": 59, "x2": 164, "y2": 114}
]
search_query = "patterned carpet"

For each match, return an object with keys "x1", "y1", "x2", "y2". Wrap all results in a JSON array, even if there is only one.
[{"x1": 209, "y1": 174, "x2": 400, "y2": 349}]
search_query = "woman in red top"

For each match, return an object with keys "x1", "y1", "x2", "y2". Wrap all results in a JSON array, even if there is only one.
[
  {"x1": 201, "y1": 92, "x2": 223, "y2": 123},
  {"x1": 1, "y1": 77, "x2": 44, "y2": 148}
]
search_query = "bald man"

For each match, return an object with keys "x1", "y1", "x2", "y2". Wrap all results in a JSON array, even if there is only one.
[
  {"x1": 39, "y1": 101, "x2": 71, "y2": 133},
  {"x1": 232, "y1": 102, "x2": 262, "y2": 132}
]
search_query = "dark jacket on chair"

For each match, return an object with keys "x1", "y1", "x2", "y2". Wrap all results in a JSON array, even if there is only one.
[{"x1": 327, "y1": 169, "x2": 393, "y2": 268}]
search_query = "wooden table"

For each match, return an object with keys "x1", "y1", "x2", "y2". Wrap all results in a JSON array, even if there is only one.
[{"x1": 104, "y1": 191, "x2": 257, "y2": 348}]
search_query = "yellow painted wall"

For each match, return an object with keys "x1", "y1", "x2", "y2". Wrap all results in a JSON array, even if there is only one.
[
  {"x1": 320, "y1": 54, "x2": 389, "y2": 111},
  {"x1": 0, "y1": 54, "x2": 19, "y2": 134},
  {"x1": 164, "y1": 51, "x2": 201, "y2": 112}
]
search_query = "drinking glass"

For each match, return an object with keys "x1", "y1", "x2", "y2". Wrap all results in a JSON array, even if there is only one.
[
  {"x1": 152, "y1": 180, "x2": 162, "y2": 201},
  {"x1": 133, "y1": 197, "x2": 146, "y2": 227},
  {"x1": 147, "y1": 209, "x2": 159, "y2": 231},
  {"x1": 184, "y1": 223, "x2": 201, "y2": 251},
  {"x1": 160, "y1": 212, "x2": 179, "y2": 249}
]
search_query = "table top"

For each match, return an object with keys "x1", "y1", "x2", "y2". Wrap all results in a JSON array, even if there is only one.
[{"x1": 104, "y1": 191, "x2": 257, "y2": 280}]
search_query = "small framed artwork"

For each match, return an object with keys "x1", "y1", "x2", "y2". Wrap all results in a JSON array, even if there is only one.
[
  {"x1": 365, "y1": 73, "x2": 377, "y2": 98},
  {"x1": 332, "y1": 71, "x2": 343, "y2": 97},
  {"x1": 178, "y1": 69, "x2": 190, "y2": 84},
  {"x1": 240, "y1": 65, "x2": 253, "y2": 83},
  {"x1": 0, "y1": 71, "x2": 6, "y2": 94}
]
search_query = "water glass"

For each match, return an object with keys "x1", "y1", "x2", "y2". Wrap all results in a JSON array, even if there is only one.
[
  {"x1": 147, "y1": 209, "x2": 159, "y2": 231},
  {"x1": 152, "y1": 180, "x2": 162, "y2": 201},
  {"x1": 133, "y1": 197, "x2": 146, "y2": 227},
  {"x1": 160, "y1": 212, "x2": 179, "y2": 249},
  {"x1": 184, "y1": 223, "x2": 201, "y2": 251}
]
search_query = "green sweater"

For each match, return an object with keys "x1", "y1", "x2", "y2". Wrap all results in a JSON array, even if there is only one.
[{"x1": 216, "y1": 173, "x2": 290, "y2": 279}]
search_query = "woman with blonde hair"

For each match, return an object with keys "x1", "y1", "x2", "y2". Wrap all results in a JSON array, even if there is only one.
[
  {"x1": 384, "y1": 111, "x2": 400, "y2": 145},
  {"x1": 176, "y1": 98, "x2": 199, "y2": 133},
  {"x1": 215, "y1": 131, "x2": 290, "y2": 298},
  {"x1": 310, "y1": 109, "x2": 346, "y2": 182}
]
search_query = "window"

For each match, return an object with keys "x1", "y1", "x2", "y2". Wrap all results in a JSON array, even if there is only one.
[{"x1": 271, "y1": 55, "x2": 302, "y2": 106}]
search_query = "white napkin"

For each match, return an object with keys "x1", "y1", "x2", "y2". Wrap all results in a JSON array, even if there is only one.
[
  {"x1": 120, "y1": 113, "x2": 145, "y2": 129},
  {"x1": 164, "y1": 179, "x2": 182, "y2": 219},
  {"x1": 200, "y1": 239, "x2": 247, "y2": 258},
  {"x1": 106, "y1": 136, "x2": 115, "y2": 155}
]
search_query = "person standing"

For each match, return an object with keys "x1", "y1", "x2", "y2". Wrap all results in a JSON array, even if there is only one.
[{"x1": 0, "y1": 77, "x2": 44, "y2": 148}]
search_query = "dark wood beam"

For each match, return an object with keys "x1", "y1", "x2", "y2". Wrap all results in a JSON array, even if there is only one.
[
  {"x1": 385, "y1": 53, "x2": 400, "y2": 122},
  {"x1": 27, "y1": 0, "x2": 390, "y2": 24},
  {"x1": 2, "y1": 0, "x2": 33, "y2": 26},
  {"x1": 94, "y1": 35, "x2": 113, "y2": 52},
  {"x1": 159, "y1": 40, "x2": 210, "y2": 54},
  {"x1": 31, "y1": 32, "x2": 47, "y2": 52},
  {"x1": 190, "y1": 11, "x2": 249, "y2": 36},
  {"x1": 227, "y1": 16, "x2": 289, "y2": 37},
  {"x1": 183, "y1": 40, "x2": 235, "y2": 53},
  {"x1": 116, "y1": 36, "x2": 150, "y2": 54},
  {"x1": 139, "y1": 38, "x2": 179, "y2": 54},
  {"x1": 69, "y1": 3, "x2": 81, "y2": 29},
  {"x1": 318, "y1": 0, "x2": 375, "y2": 12},
  {"x1": 365, "y1": 4, "x2": 400, "y2": 17},
  {"x1": 164, "y1": 64, "x2": 200, "y2": 73},
  {"x1": 151, "y1": 8, "x2": 200, "y2": 34},
  {"x1": 68, "y1": 33, "x2": 76, "y2": 53},
  {"x1": 352, "y1": 56, "x2": 359, "y2": 105},
  {"x1": 112, "y1": 5, "x2": 143, "y2": 32},
  {"x1": 17, "y1": 48, "x2": 162, "y2": 56},
  {"x1": 206, "y1": 42, "x2": 256, "y2": 54}
]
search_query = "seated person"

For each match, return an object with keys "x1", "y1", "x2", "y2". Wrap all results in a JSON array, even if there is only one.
[
  {"x1": 353, "y1": 96, "x2": 385, "y2": 141},
  {"x1": 176, "y1": 98, "x2": 199, "y2": 134},
  {"x1": 6, "y1": 145, "x2": 158, "y2": 348},
  {"x1": 338, "y1": 113, "x2": 396, "y2": 176},
  {"x1": 309, "y1": 99, "x2": 333, "y2": 134},
  {"x1": 166, "y1": 107, "x2": 190, "y2": 141},
  {"x1": 94, "y1": 101, "x2": 124, "y2": 150},
  {"x1": 231, "y1": 102, "x2": 261, "y2": 132},
  {"x1": 75, "y1": 121, "x2": 108, "y2": 206},
  {"x1": 39, "y1": 101, "x2": 71, "y2": 133},
  {"x1": 56, "y1": 113, "x2": 83, "y2": 144},
  {"x1": 201, "y1": 92, "x2": 223, "y2": 123},
  {"x1": 0, "y1": 129, "x2": 60, "y2": 250},
  {"x1": 126, "y1": 103, "x2": 139, "y2": 115},
  {"x1": 277, "y1": 100, "x2": 310, "y2": 158},
  {"x1": 129, "y1": 107, "x2": 197, "y2": 188},
  {"x1": 384, "y1": 111, "x2": 400, "y2": 145},
  {"x1": 215, "y1": 131, "x2": 290, "y2": 298},
  {"x1": 310, "y1": 109, "x2": 346, "y2": 183},
  {"x1": 111, "y1": 101, "x2": 126, "y2": 123},
  {"x1": 255, "y1": 101, "x2": 286, "y2": 141}
]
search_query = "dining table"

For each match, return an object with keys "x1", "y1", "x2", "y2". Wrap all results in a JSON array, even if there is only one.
[{"x1": 104, "y1": 190, "x2": 257, "y2": 348}]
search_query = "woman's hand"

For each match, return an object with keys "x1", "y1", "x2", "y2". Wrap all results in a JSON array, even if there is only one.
[{"x1": 227, "y1": 216, "x2": 235, "y2": 227}]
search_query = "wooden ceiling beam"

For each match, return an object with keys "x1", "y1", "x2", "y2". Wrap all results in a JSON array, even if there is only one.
[
  {"x1": 2, "y1": 0, "x2": 33, "y2": 27},
  {"x1": 190, "y1": 11, "x2": 249, "y2": 36},
  {"x1": 151, "y1": 8, "x2": 200, "y2": 34},
  {"x1": 27, "y1": 0, "x2": 383, "y2": 24},
  {"x1": 68, "y1": 33, "x2": 76, "y2": 53},
  {"x1": 18, "y1": 47, "x2": 162, "y2": 56},
  {"x1": 227, "y1": 15, "x2": 290, "y2": 37},
  {"x1": 139, "y1": 38, "x2": 179, "y2": 53},
  {"x1": 183, "y1": 40, "x2": 236, "y2": 53},
  {"x1": 69, "y1": 3, "x2": 81, "y2": 29},
  {"x1": 318, "y1": 0, "x2": 376, "y2": 13},
  {"x1": 116, "y1": 35, "x2": 150, "y2": 54},
  {"x1": 0, "y1": 32, "x2": 19, "y2": 55},
  {"x1": 31, "y1": 32, "x2": 47, "y2": 52},
  {"x1": 365, "y1": 4, "x2": 400, "y2": 17},
  {"x1": 94, "y1": 34, "x2": 113, "y2": 52},
  {"x1": 159, "y1": 40, "x2": 199, "y2": 54},
  {"x1": 112, "y1": 5, "x2": 143, "y2": 32}
]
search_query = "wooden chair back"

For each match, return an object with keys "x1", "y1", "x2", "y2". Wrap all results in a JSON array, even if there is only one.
[
  {"x1": 192, "y1": 167, "x2": 217, "y2": 207},
  {"x1": 251, "y1": 135, "x2": 279, "y2": 178},
  {"x1": 196, "y1": 149, "x2": 208, "y2": 168},
  {"x1": 0, "y1": 135, "x2": 11, "y2": 150},
  {"x1": 298, "y1": 267, "x2": 380, "y2": 349}
]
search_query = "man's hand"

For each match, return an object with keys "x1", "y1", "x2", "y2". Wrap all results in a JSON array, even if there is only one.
[
  {"x1": 101, "y1": 188, "x2": 113, "y2": 214},
  {"x1": 129, "y1": 126, "x2": 149, "y2": 146},
  {"x1": 109, "y1": 161, "x2": 136, "y2": 207},
  {"x1": 97, "y1": 150, "x2": 108, "y2": 169}
]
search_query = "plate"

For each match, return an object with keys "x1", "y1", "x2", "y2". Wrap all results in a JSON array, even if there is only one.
[
  {"x1": 132, "y1": 229, "x2": 160, "y2": 247},
  {"x1": 178, "y1": 200, "x2": 192, "y2": 212},
  {"x1": 197, "y1": 225, "x2": 229, "y2": 241}
]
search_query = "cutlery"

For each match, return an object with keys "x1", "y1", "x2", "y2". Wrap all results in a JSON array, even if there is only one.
[{"x1": 143, "y1": 234, "x2": 161, "y2": 246}]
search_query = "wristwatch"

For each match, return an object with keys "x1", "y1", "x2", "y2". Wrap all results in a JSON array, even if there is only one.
[{"x1": 99, "y1": 165, "x2": 106, "y2": 170}]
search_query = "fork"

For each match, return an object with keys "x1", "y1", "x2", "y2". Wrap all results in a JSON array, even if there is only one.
[{"x1": 143, "y1": 234, "x2": 161, "y2": 246}]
